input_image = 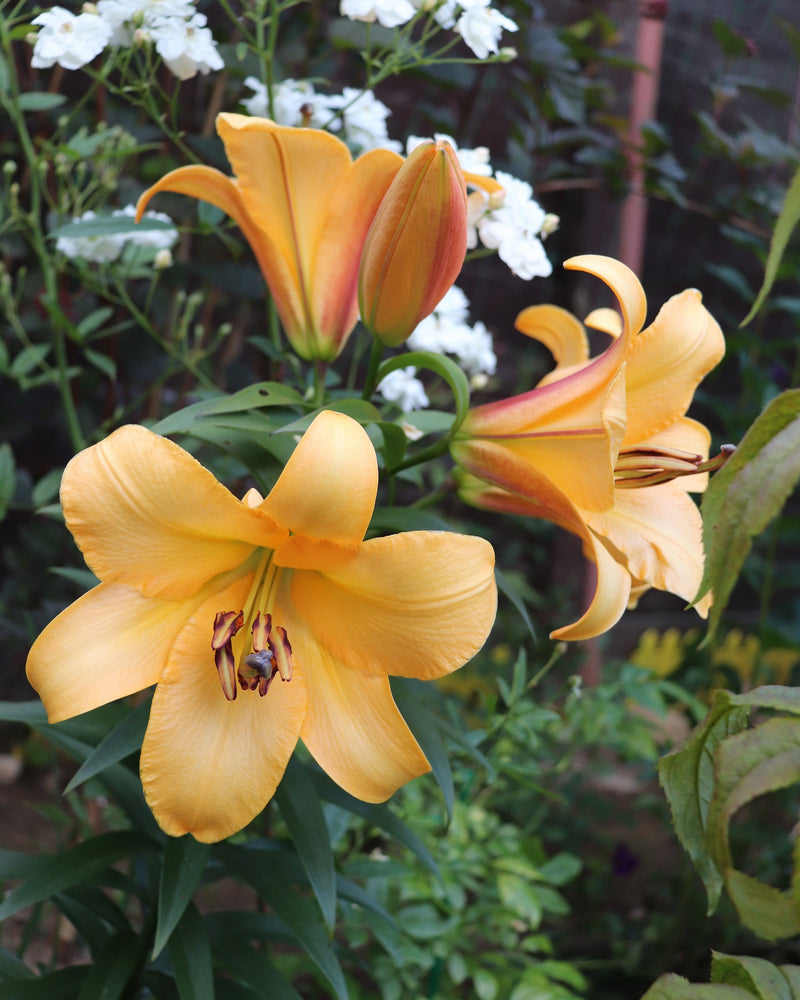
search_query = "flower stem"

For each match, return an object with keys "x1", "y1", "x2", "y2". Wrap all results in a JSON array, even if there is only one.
[{"x1": 361, "y1": 338, "x2": 385, "y2": 400}]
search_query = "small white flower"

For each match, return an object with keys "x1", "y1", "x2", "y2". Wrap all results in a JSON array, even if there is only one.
[
  {"x1": 242, "y1": 77, "x2": 335, "y2": 129},
  {"x1": 31, "y1": 6, "x2": 112, "y2": 70},
  {"x1": 148, "y1": 11, "x2": 223, "y2": 79},
  {"x1": 340, "y1": 0, "x2": 417, "y2": 28},
  {"x1": 55, "y1": 210, "x2": 124, "y2": 263},
  {"x1": 377, "y1": 367, "x2": 429, "y2": 412},
  {"x1": 327, "y1": 88, "x2": 400, "y2": 152},
  {"x1": 455, "y1": 0, "x2": 517, "y2": 60},
  {"x1": 406, "y1": 132, "x2": 493, "y2": 177},
  {"x1": 476, "y1": 170, "x2": 552, "y2": 280},
  {"x1": 406, "y1": 285, "x2": 496, "y2": 377}
]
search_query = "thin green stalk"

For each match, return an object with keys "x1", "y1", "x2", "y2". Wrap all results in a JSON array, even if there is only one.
[{"x1": 361, "y1": 338, "x2": 385, "y2": 400}]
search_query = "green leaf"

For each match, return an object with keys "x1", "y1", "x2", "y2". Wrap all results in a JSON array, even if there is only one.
[
  {"x1": 0, "y1": 968, "x2": 90, "y2": 999},
  {"x1": 49, "y1": 215, "x2": 175, "y2": 240},
  {"x1": 310, "y1": 768, "x2": 439, "y2": 879},
  {"x1": 376, "y1": 350, "x2": 471, "y2": 432},
  {"x1": 657, "y1": 689, "x2": 750, "y2": 911},
  {"x1": 712, "y1": 20, "x2": 750, "y2": 57},
  {"x1": 75, "y1": 307, "x2": 114, "y2": 341},
  {"x1": 0, "y1": 831, "x2": 158, "y2": 921},
  {"x1": 639, "y1": 975, "x2": 758, "y2": 999},
  {"x1": 697, "y1": 390, "x2": 800, "y2": 642},
  {"x1": 368, "y1": 505, "x2": 452, "y2": 533},
  {"x1": 85, "y1": 348, "x2": 116, "y2": 381},
  {"x1": 64, "y1": 698, "x2": 150, "y2": 794},
  {"x1": 54, "y1": 885, "x2": 131, "y2": 955},
  {"x1": 17, "y1": 92, "x2": 68, "y2": 111},
  {"x1": 495, "y1": 568, "x2": 536, "y2": 641},
  {"x1": 217, "y1": 844, "x2": 348, "y2": 1000},
  {"x1": 0, "y1": 442, "x2": 15, "y2": 522},
  {"x1": 205, "y1": 916, "x2": 303, "y2": 1000},
  {"x1": 31, "y1": 468, "x2": 62, "y2": 507},
  {"x1": 712, "y1": 951, "x2": 800, "y2": 998},
  {"x1": 153, "y1": 836, "x2": 211, "y2": 959},
  {"x1": 76, "y1": 931, "x2": 147, "y2": 1000},
  {"x1": 275, "y1": 760, "x2": 337, "y2": 935},
  {"x1": 10, "y1": 344, "x2": 50, "y2": 379},
  {"x1": 150, "y1": 383, "x2": 305, "y2": 436},
  {"x1": 742, "y1": 165, "x2": 800, "y2": 325},
  {"x1": 391, "y1": 679, "x2": 454, "y2": 823},
  {"x1": 168, "y1": 903, "x2": 214, "y2": 1000},
  {"x1": 705, "y1": 716, "x2": 800, "y2": 939}
]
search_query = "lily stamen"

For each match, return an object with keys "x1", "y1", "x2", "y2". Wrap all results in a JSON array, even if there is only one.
[{"x1": 615, "y1": 444, "x2": 735, "y2": 489}]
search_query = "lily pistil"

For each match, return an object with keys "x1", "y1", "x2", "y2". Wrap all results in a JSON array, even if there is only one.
[{"x1": 614, "y1": 443, "x2": 735, "y2": 489}]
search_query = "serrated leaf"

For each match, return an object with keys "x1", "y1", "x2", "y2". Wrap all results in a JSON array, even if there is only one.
[
  {"x1": 712, "y1": 951, "x2": 800, "y2": 998},
  {"x1": 0, "y1": 442, "x2": 15, "y2": 521},
  {"x1": 18, "y1": 92, "x2": 68, "y2": 111},
  {"x1": 698, "y1": 391, "x2": 800, "y2": 642},
  {"x1": 275, "y1": 759, "x2": 337, "y2": 935},
  {"x1": 153, "y1": 836, "x2": 210, "y2": 959},
  {"x1": 742, "y1": 165, "x2": 800, "y2": 325},
  {"x1": 64, "y1": 697, "x2": 150, "y2": 794},
  {"x1": 168, "y1": 903, "x2": 214, "y2": 1000},
  {"x1": 391, "y1": 678, "x2": 454, "y2": 823},
  {"x1": 217, "y1": 844, "x2": 348, "y2": 1000},
  {"x1": 639, "y1": 975, "x2": 758, "y2": 999},
  {"x1": 705, "y1": 716, "x2": 800, "y2": 939},
  {"x1": 657, "y1": 690, "x2": 750, "y2": 911},
  {"x1": 76, "y1": 931, "x2": 146, "y2": 1000},
  {"x1": 0, "y1": 831, "x2": 157, "y2": 921}
]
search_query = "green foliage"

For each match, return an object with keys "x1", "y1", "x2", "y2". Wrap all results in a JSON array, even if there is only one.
[
  {"x1": 641, "y1": 952, "x2": 800, "y2": 999},
  {"x1": 659, "y1": 687, "x2": 800, "y2": 940}
]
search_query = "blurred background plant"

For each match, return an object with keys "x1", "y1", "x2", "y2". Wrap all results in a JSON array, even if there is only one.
[{"x1": 2, "y1": 1, "x2": 800, "y2": 998}]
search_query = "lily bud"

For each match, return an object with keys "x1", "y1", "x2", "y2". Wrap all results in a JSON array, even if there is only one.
[{"x1": 358, "y1": 139, "x2": 468, "y2": 347}]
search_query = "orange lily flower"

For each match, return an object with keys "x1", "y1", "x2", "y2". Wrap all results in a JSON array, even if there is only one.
[
  {"x1": 136, "y1": 113, "x2": 405, "y2": 361},
  {"x1": 451, "y1": 255, "x2": 725, "y2": 640},
  {"x1": 27, "y1": 411, "x2": 496, "y2": 842}
]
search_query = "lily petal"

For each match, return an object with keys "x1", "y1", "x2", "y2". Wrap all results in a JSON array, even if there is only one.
[
  {"x1": 454, "y1": 365, "x2": 627, "y2": 512},
  {"x1": 293, "y1": 618, "x2": 429, "y2": 802},
  {"x1": 624, "y1": 288, "x2": 725, "y2": 445},
  {"x1": 453, "y1": 470, "x2": 631, "y2": 639},
  {"x1": 140, "y1": 578, "x2": 308, "y2": 842},
  {"x1": 585, "y1": 481, "x2": 708, "y2": 613},
  {"x1": 515, "y1": 304, "x2": 589, "y2": 371},
  {"x1": 62, "y1": 425, "x2": 286, "y2": 601},
  {"x1": 289, "y1": 532, "x2": 496, "y2": 680},
  {"x1": 27, "y1": 582, "x2": 198, "y2": 723},
  {"x1": 265, "y1": 411, "x2": 377, "y2": 546}
]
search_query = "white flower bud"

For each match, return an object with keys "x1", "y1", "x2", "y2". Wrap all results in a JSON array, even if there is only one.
[{"x1": 153, "y1": 248, "x2": 173, "y2": 270}]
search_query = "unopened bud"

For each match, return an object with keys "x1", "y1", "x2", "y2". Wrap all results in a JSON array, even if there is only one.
[
  {"x1": 498, "y1": 47, "x2": 517, "y2": 62},
  {"x1": 153, "y1": 247, "x2": 173, "y2": 270},
  {"x1": 540, "y1": 213, "x2": 560, "y2": 238},
  {"x1": 3, "y1": 161, "x2": 15, "y2": 176},
  {"x1": 358, "y1": 139, "x2": 468, "y2": 347}
]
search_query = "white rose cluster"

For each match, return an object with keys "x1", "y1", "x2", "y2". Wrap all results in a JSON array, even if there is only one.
[
  {"x1": 241, "y1": 78, "x2": 401, "y2": 153},
  {"x1": 30, "y1": 1, "x2": 223, "y2": 80},
  {"x1": 407, "y1": 135, "x2": 557, "y2": 281},
  {"x1": 55, "y1": 205, "x2": 178, "y2": 265},
  {"x1": 377, "y1": 285, "x2": 498, "y2": 413},
  {"x1": 340, "y1": 0, "x2": 517, "y2": 60}
]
